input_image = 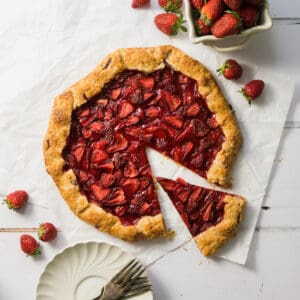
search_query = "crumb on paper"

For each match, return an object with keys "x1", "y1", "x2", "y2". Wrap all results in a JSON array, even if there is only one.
[{"x1": 167, "y1": 229, "x2": 176, "y2": 241}]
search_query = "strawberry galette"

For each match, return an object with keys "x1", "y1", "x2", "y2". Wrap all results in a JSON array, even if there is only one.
[
  {"x1": 43, "y1": 46, "x2": 242, "y2": 242},
  {"x1": 157, "y1": 177, "x2": 246, "y2": 256}
]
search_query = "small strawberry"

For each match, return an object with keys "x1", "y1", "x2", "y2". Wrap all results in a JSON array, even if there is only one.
[
  {"x1": 211, "y1": 10, "x2": 242, "y2": 38},
  {"x1": 38, "y1": 222, "x2": 58, "y2": 242},
  {"x1": 240, "y1": 80, "x2": 265, "y2": 104},
  {"x1": 154, "y1": 13, "x2": 187, "y2": 36},
  {"x1": 158, "y1": 0, "x2": 183, "y2": 13},
  {"x1": 196, "y1": 18, "x2": 211, "y2": 35},
  {"x1": 20, "y1": 234, "x2": 41, "y2": 256},
  {"x1": 237, "y1": 5, "x2": 259, "y2": 29},
  {"x1": 223, "y1": 0, "x2": 243, "y2": 10},
  {"x1": 217, "y1": 59, "x2": 243, "y2": 80},
  {"x1": 131, "y1": 0, "x2": 149, "y2": 8},
  {"x1": 190, "y1": 0, "x2": 206, "y2": 10},
  {"x1": 3, "y1": 190, "x2": 28, "y2": 209},
  {"x1": 201, "y1": 0, "x2": 224, "y2": 26}
]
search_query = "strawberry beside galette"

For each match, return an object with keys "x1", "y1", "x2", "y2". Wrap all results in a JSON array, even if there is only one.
[
  {"x1": 157, "y1": 177, "x2": 246, "y2": 256},
  {"x1": 43, "y1": 46, "x2": 242, "y2": 242}
]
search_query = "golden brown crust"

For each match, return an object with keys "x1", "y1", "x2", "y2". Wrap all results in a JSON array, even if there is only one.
[
  {"x1": 43, "y1": 45, "x2": 242, "y2": 241},
  {"x1": 194, "y1": 195, "x2": 246, "y2": 256},
  {"x1": 164, "y1": 46, "x2": 242, "y2": 186}
]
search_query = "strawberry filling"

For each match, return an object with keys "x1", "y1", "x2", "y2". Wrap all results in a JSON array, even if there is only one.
[
  {"x1": 63, "y1": 66, "x2": 225, "y2": 226},
  {"x1": 157, "y1": 177, "x2": 226, "y2": 236}
]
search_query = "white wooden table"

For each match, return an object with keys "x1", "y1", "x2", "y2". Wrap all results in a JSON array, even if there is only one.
[{"x1": 1, "y1": 1, "x2": 299, "y2": 299}]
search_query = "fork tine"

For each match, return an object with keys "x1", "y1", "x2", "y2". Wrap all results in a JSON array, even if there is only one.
[
  {"x1": 128, "y1": 277, "x2": 149, "y2": 285},
  {"x1": 123, "y1": 286, "x2": 152, "y2": 298},
  {"x1": 111, "y1": 259, "x2": 136, "y2": 282},
  {"x1": 119, "y1": 263, "x2": 144, "y2": 286},
  {"x1": 129, "y1": 282, "x2": 152, "y2": 291}
]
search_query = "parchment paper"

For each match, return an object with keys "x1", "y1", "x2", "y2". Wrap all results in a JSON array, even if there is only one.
[{"x1": 0, "y1": 0, "x2": 295, "y2": 265}]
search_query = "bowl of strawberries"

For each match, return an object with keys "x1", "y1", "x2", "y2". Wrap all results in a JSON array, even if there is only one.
[{"x1": 185, "y1": 0, "x2": 272, "y2": 52}]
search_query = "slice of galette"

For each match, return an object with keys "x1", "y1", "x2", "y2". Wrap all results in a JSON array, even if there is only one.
[
  {"x1": 43, "y1": 45, "x2": 242, "y2": 241},
  {"x1": 157, "y1": 177, "x2": 246, "y2": 256}
]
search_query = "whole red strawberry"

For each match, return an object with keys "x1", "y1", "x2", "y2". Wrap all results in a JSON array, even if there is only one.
[
  {"x1": 190, "y1": 0, "x2": 205, "y2": 10},
  {"x1": 240, "y1": 80, "x2": 265, "y2": 104},
  {"x1": 131, "y1": 0, "x2": 149, "y2": 8},
  {"x1": 223, "y1": 0, "x2": 243, "y2": 10},
  {"x1": 196, "y1": 18, "x2": 211, "y2": 35},
  {"x1": 3, "y1": 190, "x2": 28, "y2": 209},
  {"x1": 20, "y1": 234, "x2": 41, "y2": 256},
  {"x1": 38, "y1": 222, "x2": 58, "y2": 242},
  {"x1": 201, "y1": 0, "x2": 224, "y2": 26},
  {"x1": 211, "y1": 11, "x2": 242, "y2": 38},
  {"x1": 217, "y1": 59, "x2": 242, "y2": 79},
  {"x1": 154, "y1": 13, "x2": 187, "y2": 35},
  {"x1": 158, "y1": 0, "x2": 183, "y2": 13},
  {"x1": 238, "y1": 5, "x2": 259, "y2": 29}
]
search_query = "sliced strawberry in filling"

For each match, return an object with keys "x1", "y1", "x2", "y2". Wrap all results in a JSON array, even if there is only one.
[
  {"x1": 63, "y1": 65, "x2": 225, "y2": 226},
  {"x1": 157, "y1": 177, "x2": 226, "y2": 237}
]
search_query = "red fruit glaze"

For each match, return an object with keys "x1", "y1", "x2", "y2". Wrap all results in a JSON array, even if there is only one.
[
  {"x1": 157, "y1": 177, "x2": 226, "y2": 236},
  {"x1": 63, "y1": 66, "x2": 225, "y2": 226}
]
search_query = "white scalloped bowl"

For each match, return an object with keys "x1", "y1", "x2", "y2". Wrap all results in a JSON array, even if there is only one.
[{"x1": 184, "y1": 0, "x2": 272, "y2": 52}]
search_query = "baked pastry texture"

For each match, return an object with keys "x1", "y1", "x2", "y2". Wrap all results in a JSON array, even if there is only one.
[
  {"x1": 157, "y1": 177, "x2": 246, "y2": 256},
  {"x1": 43, "y1": 46, "x2": 242, "y2": 241}
]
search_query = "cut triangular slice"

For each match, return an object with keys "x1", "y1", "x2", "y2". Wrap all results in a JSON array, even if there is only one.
[{"x1": 157, "y1": 177, "x2": 246, "y2": 256}]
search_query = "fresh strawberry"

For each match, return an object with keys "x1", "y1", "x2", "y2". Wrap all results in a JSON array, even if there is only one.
[
  {"x1": 154, "y1": 13, "x2": 187, "y2": 36},
  {"x1": 195, "y1": 18, "x2": 211, "y2": 35},
  {"x1": 118, "y1": 101, "x2": 134, "y2": 118},
  {"x1": 211, "y1": 10, "x2": 242, "y2": 38},
  {"x1": 191, "y1": 0, "x2": 205, "y2": 9},
  {"x1": 240, "y1": 80, "x2": 264, "y2": 104},
  {"x1": 201, "y1": 0, "x2": 224, "y2": 26},
  {"x1": 237, "y1": 5, "x2": 259, "y2": 29},
  {"x1": 217, "y1": 59, "x2": 243, "y2": 80},
  {"x1": 131, "y1": 0, "x2": 149, "y2": 8},
  {"x1": 158, "y1": 0, "x2": 183, "y2": 13},
  {"x1": 38, "y1": 222, "x2": 57, "y2": 242},
  {"x1": 20, "y1": 234, "x2": 41, "y2": 256},
  {"x1": 3, "y1": 190, "x2": 28, "y2": 209},
  {"x1": 223, "y1": 0, "x2": 242, "y2": 10}
]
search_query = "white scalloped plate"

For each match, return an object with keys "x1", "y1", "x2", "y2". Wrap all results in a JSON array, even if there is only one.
[{"x1": 36, "y1": 241, "x2": 153, "y2": 300}]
